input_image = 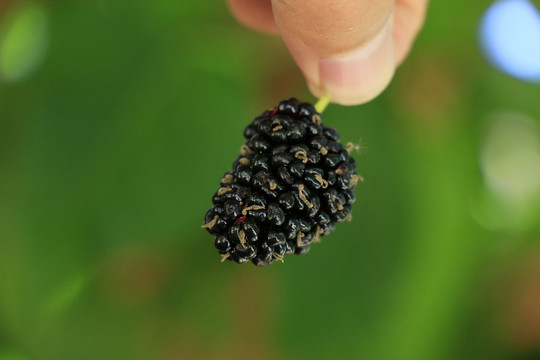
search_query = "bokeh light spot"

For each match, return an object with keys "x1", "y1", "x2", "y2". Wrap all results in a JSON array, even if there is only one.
[
  {"x1": 0, "y1": 3, "x2": 48, "y2": 83},
  {"x1": 501, "y1": 249, "x2": 540, "y2": 353},
  {"x1": 474, "y1": 111, "x2": 540, "y2": 231},
  {"x1": 480, "y1": 112, "x2": 540, "y2": 202},
  {"x1": 479, "y1": 0, "x2": 540, "y2": 82}
]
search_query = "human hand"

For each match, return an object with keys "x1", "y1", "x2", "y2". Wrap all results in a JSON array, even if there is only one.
[{"x1": 227, "y1": 0, "x2": 429, "y2": 105}]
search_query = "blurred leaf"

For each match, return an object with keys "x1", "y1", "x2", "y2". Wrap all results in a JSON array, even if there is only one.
[
  {"x1": 41, "y1": 272, "x2": 89, "y2": 317},
  {"x1": 0, "y1": 349, "x2": 27, "y2": 360},
  {"x1": 0, "y1": 2, "x2": 48, "y2": 83}
]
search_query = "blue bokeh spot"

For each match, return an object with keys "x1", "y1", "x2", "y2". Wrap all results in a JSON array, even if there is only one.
[{"x1": 480, "y1": 0, "x2": 540, "y2": 83}]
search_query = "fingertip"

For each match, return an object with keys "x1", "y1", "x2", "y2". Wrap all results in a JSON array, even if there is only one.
[
  {"x1": 272, "y1": 0, "x2": 396, "y2": 106},
  {"x1": 316, "y1": 19, "x2": 396, "y2": 106},
  {"x1": 306, "y1": 78, "x2": 325, "y2": 101},
  {"x1": 227, "y1": 0, "x2": 278, "y2": 34},
  {"x1": 393, "y1": 0, "x2": 430, "y2": 65}
]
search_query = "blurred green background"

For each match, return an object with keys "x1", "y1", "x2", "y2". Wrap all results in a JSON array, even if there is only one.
[{"x1": 1, "y1": 0, "x2": 540, "y2": 359}]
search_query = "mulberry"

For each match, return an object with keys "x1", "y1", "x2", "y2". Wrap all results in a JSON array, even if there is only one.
[{"x1": 202, "y1": 98, "x2": 360, "y2": 266}]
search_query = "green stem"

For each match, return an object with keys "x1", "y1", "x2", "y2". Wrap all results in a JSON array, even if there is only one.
[{"x1": 314, "y1": 95, "x2": 331, "y2": 113}]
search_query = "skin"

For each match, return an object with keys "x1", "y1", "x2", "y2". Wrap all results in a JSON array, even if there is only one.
[{"x1": 227, "y1": 0, "x2": 429, "y2": 105}]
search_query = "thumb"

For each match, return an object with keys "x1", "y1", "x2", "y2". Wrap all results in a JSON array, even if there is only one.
[{"x1": 271, "y1": 0, "x2": 395, "y2": 105}]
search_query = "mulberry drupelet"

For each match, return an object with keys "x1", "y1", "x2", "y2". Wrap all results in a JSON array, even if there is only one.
[{"x1": 202, "y1": 98, "x2": 360, "y2": 266}]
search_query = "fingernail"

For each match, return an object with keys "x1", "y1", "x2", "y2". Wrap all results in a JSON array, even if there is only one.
[{"x1": 318, "y1": 19, "x2": 395, "y2": 105}]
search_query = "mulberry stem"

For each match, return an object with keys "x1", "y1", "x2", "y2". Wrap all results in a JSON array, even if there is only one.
[{"x1": 314, "y1": 95, "x2": 330, "y2": 113}]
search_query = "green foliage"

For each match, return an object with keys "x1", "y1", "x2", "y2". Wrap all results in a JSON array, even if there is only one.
[{"x1": 1, "y1": 1, "x2": 540, "y2": 359}]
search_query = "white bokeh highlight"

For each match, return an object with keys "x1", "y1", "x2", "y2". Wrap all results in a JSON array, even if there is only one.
[{"x1": 474, "y1": 112, "x2": 540, "y2": 231}]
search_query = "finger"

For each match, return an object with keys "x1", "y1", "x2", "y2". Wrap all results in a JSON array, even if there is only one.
[
  {"x1": 393, "y1": 0, "x2": 429, "y2": 65},
  {"x1": 271, "y1": 0, "x2": 394, "y2": 105},
  {"x1": 227, "y1": 0, "x2": 278, "y2": 34},
  {"x1": 272, "y1": 0, "x2": 427, "y2": 105}
]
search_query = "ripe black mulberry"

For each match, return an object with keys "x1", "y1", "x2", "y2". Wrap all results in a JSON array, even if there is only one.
[{"x1": 202, "y1": 98, "x2": 360, "y2": 266}]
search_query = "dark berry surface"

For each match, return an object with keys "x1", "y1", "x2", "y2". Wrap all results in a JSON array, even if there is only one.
[{"x1": 203, "y1": 98, "x2": 360, "y2": 266}]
